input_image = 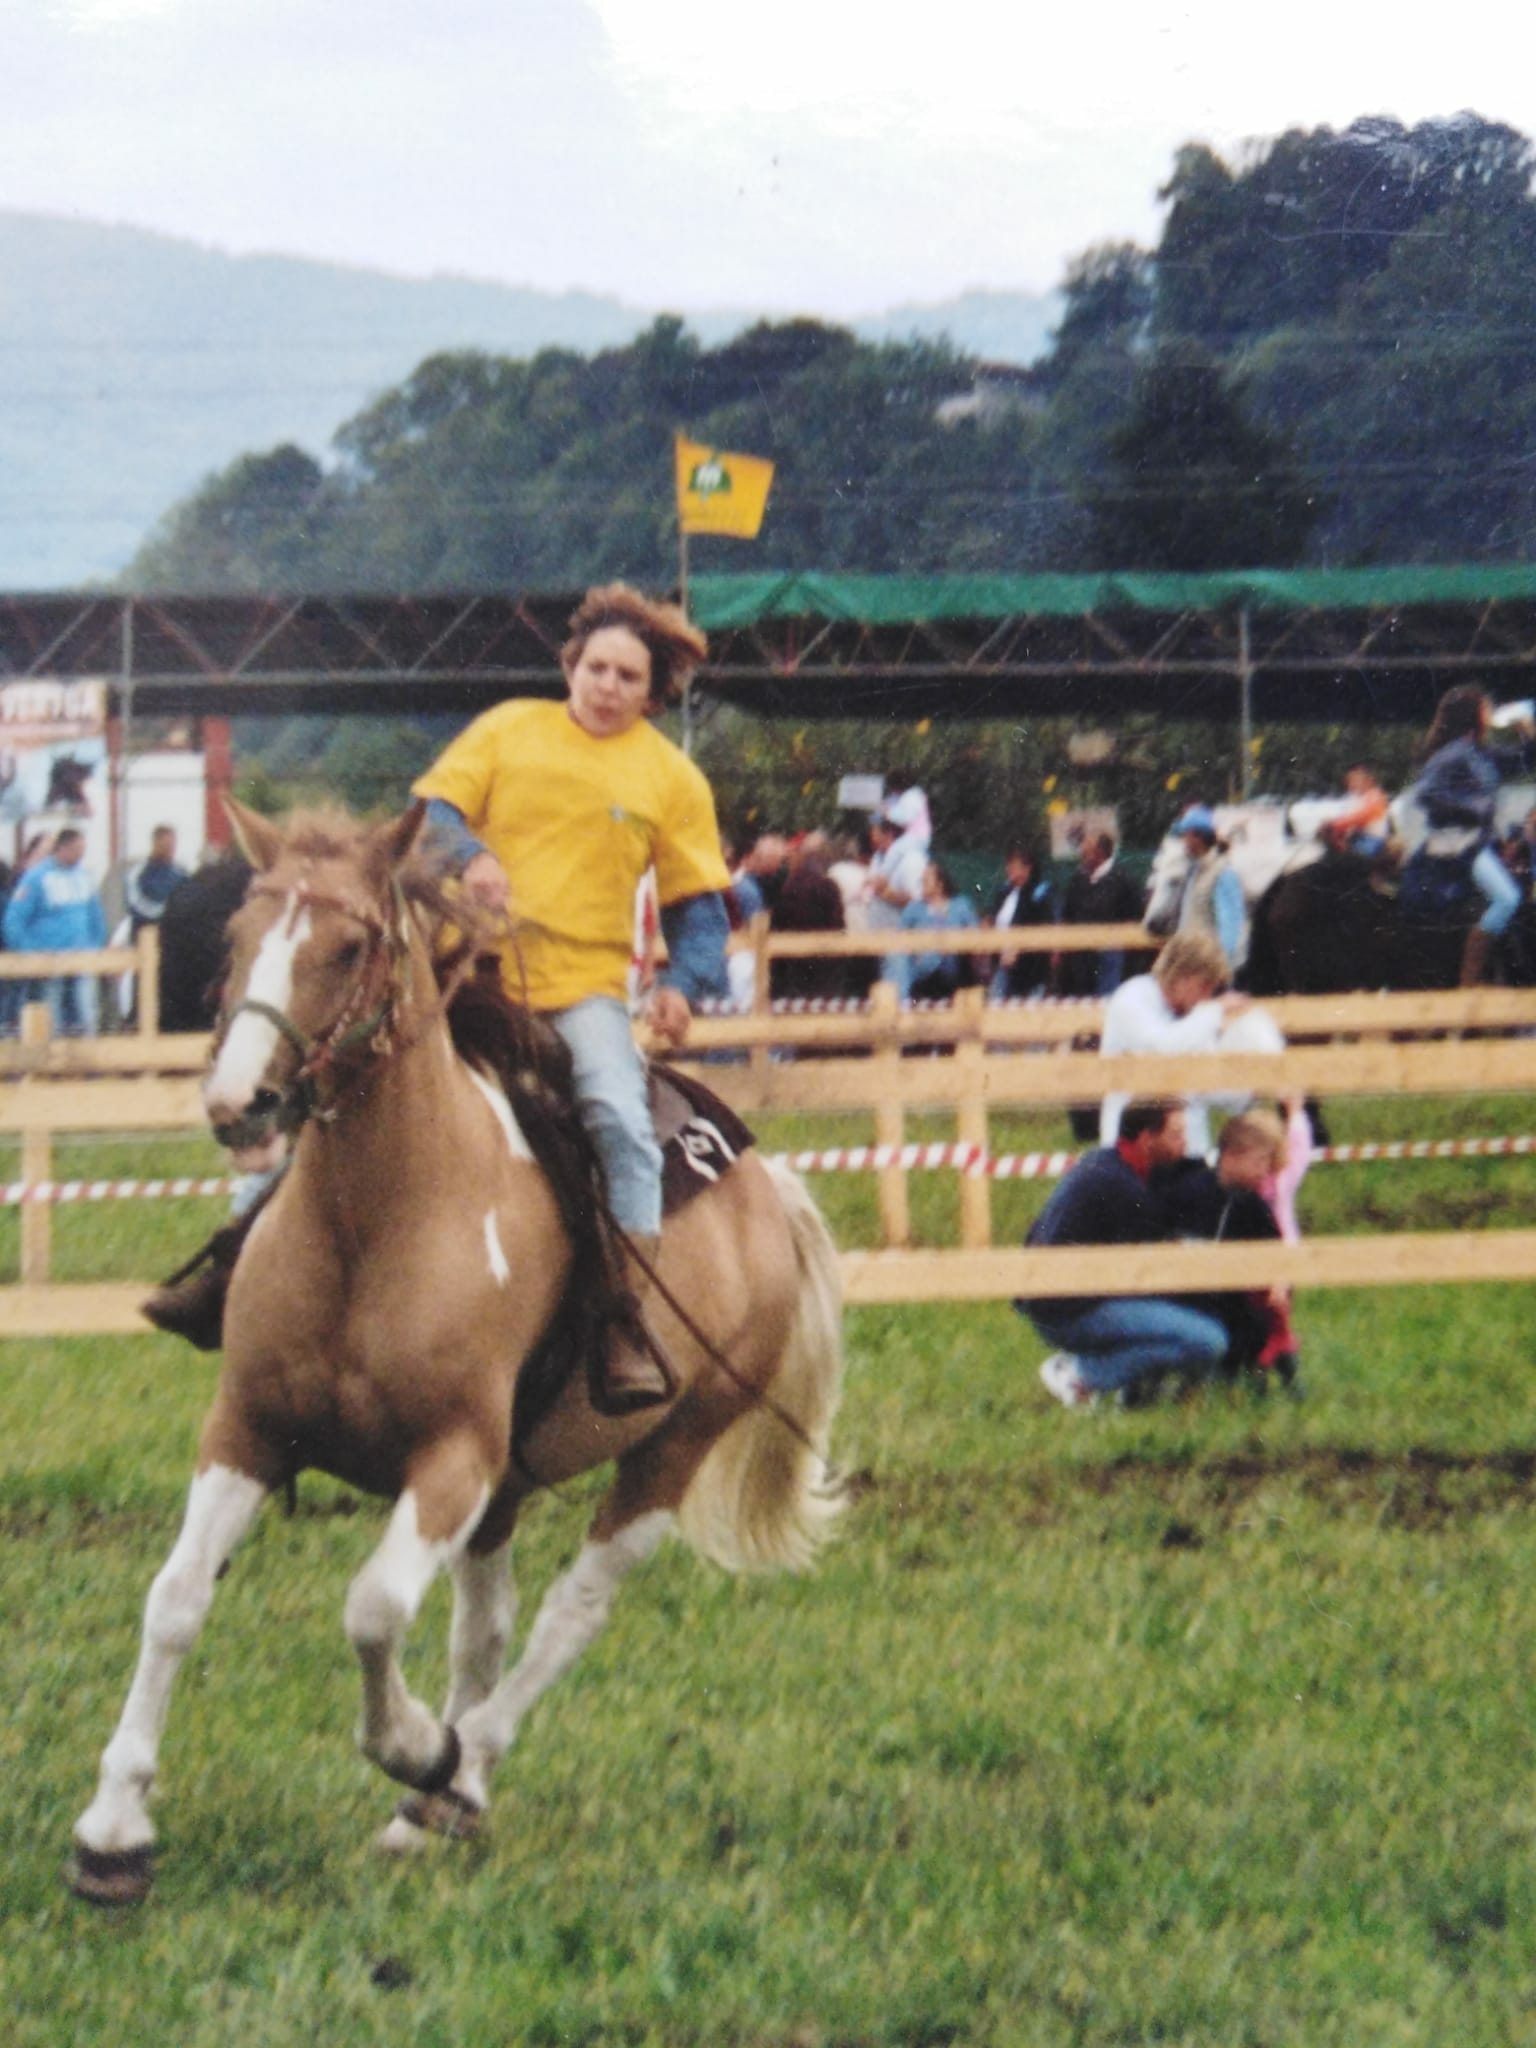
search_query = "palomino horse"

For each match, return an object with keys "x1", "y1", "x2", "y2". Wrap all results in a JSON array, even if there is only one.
[{"x1": 69, "y1": 802, "x2": 844, "y2": 1902}]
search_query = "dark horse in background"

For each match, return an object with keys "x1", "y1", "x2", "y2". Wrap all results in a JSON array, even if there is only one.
[{"x1": 1242, "y1": 846, "x2": 1536, "y2": 995}]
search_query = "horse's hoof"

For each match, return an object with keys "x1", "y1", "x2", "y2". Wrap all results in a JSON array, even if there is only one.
[
  {"x1": 65, "y1": 1841, "x2": 154, "y2": 1906},
  {"x1": 390, "y1": 1786, "x2": 483, "y2": 1843},
  {"x1": 374, "y1": 1812, "x2": 431, "y2": 1857}
]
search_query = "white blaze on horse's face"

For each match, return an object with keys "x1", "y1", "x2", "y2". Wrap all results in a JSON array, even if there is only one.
[{"x1": 204, "y1": 892, "x2": 313, "y2": 1124}]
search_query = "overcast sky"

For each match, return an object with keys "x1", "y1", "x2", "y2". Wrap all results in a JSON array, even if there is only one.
[{"x1": 10, "y1": 0, "x2": 1536, "y2": 316}]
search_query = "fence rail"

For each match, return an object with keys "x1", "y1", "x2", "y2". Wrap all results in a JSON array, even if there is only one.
[{"x1": 5, "y1": 927, "x2": 1536, "y2": 1335}]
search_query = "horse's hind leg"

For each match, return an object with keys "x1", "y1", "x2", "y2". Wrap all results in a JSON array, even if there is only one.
[
  {"x1": 443, "y1": 1441, "x2": 709, "y2": 1819},
  {"x1": 70, "y1": 1461, "x2": 268, "y2": 1904},
  {"x1": 442, "y1": 1542, "x2": 517, "y2": 1725},
  {"x1": 344, "y1": 1437, "x2": 491, "y2": 1793}
]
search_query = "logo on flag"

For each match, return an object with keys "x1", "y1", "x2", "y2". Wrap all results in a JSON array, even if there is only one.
[{"x1": 674, "y1": 433, "x2": 774, "y2": 539}]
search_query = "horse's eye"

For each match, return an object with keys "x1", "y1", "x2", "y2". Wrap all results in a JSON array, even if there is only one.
[{"x1": 335, "y1": 940, "x2": 364, "y2": 970}]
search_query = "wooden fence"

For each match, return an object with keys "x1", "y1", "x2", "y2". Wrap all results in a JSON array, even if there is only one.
[{"x1": 5, "y1": 920, "x2": 1536, "y2": 1335}]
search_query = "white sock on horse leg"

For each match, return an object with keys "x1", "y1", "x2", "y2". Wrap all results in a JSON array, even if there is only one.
[
  {"x1": 442, "y1": 1546, "x2": 517, "y2": 1725},
  {"x1": 76, "y1": 1464, "x2": 266, "y2": 1856},
  {"x1": 345, "y1": 1481, "x2": 489, "y2": 1782},
  {"x1": 453, "y1": 1508, "x2": 673, "y2": 1802}
]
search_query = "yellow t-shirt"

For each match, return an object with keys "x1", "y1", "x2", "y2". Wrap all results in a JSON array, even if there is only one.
[{"x1": 414, "y1": 699, "x2": 729, "y2": 1010}]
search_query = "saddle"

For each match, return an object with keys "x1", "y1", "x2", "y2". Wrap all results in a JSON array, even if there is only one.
[{"x1": 653, "y1": 1065, "x2": 756, "y2": 1218}]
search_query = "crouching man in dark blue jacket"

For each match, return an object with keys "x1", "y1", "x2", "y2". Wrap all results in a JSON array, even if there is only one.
[{"x1": 1016, "y1": 1098, "x2": 1230, "y2": 1409}]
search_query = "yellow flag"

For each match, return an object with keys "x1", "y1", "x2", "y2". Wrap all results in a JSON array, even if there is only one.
[{"x1": 674, "y1": 433, "x2": 774, "y2": 539}]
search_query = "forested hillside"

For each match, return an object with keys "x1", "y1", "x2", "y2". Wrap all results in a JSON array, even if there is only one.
[
  {"x1": 0, "y1": 211, "x2": 1054, "y2": 589},
  {"x1": 128, "y1": 113, "x2": 1536, "y2": 593}
]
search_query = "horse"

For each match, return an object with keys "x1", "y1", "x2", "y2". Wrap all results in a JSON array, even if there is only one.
[
  {"x1": 1141, "y1": 797, "x2": 1350, "y2": 947},
  {"x1": 68, "y1": 800, "x2": 845, "y2": 1904},
  {"x1": 1241, "y1": 843, "x2": 1536, "y2": 993}
]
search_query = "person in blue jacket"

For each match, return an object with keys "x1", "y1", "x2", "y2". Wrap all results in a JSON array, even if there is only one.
[
  {"x1": 1413, "y1": 685, "x2": 1536, "y2": 985},
  {"x1": 1016, "y1": 1098, "x2": 1230, "y2": 1408},
  {"x1": 1, "y1": 826, "x2": 106, "y2": 1034},
  {"x1": 889, "y1": 861, "x2": 979, "y2": 1003}
]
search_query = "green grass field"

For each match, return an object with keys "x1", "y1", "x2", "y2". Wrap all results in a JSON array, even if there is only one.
[{"x1": 5, "y1": 1099, "x2": 1536, "y2": 2046}]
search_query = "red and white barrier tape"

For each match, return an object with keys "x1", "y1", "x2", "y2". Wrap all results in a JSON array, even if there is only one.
[
  {"x1": 6, "y1": 1133, "x2": 1536, "y2": 1206},
  {"x1": 766, "y1": 1133, "x2": 1536, "y2": 1179},
  {"x1": 693, "y1": 993, "x2": 1101, "y2": 1016},
  {"x1": 2, "y1": 1176, "x2": 236, "y2": 1207}
]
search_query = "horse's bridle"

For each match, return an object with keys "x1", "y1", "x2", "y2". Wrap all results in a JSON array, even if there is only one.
[{"x1": 209, "y1": 875, "x2": 412, "y2": 1151}]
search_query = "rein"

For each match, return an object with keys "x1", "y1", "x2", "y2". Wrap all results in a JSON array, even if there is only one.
[{"x1": 210, "y1": 875, "x2": 413, "y2": 1150}]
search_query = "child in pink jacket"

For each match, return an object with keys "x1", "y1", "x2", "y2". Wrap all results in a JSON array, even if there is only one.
[{"x1": 1216, "y1": 1099, "x2": 1313, "y2": 1393}]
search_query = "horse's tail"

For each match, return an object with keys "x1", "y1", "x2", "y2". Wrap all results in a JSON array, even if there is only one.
[{"x1": 677, "y1": 1158, "x2": 845, "y2": 1576}]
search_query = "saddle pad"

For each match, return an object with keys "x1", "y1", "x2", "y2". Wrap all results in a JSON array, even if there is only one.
[{"x1": 651, "y1": 1066, "x2": 756, "y2": 1217}]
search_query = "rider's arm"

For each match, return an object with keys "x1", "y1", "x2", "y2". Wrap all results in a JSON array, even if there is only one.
[
  {"x1": 657, "y1": 890, "x2": 730, "y2": 1003},
  {"x1": 1211, "y1": 867, "x2": 1247, "y2": 965},
  {"x1": 421, "y1": 798, "x2": 489, "y2": 871}
]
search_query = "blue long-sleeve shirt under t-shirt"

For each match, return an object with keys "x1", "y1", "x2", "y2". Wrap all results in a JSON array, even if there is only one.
[{"x1": 422, "y1": 796, "x2": 728, "y2": 1005}]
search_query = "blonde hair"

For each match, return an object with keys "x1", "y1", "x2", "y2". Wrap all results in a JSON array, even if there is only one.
[
  {"x1": 1153, "y1": 930, "x2": 1231, "y2": 991},
  {"x1": 1218, "y1": 1108, "x2": 1285, "y2": 1172},
  {"x1": 561, "y1": 582, "x2": 708, "y2": 711}
]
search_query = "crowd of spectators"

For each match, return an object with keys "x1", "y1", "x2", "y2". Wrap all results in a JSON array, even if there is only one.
[
  {"x1": 724, "y1": 777, "x2": 1154, "y2": 1010},
  {"x1": 1, "y1": 824, "x2": 187, "y2": 1037}
]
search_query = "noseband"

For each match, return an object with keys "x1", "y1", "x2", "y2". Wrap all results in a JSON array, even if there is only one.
[{"x1": 210, "y1": 875, "x2": 412, "y2": 1151}]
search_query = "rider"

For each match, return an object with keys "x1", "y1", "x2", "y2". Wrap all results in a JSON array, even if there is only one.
[
  {"x1": 414, "y1": 582, "x2": 732, "y2": 1413},
  {"x1": 1328, "y1": 764, "x2": 1391, "y2": 860},
  {"x1": 1413, "y1": 686, "x2": 1536, "y2": 986}
]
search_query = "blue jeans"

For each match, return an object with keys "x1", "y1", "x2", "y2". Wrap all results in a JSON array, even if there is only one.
[
  {"x1": 1473, "y1": 843, "x2": 1522, "y2": 935},
  {"x1": 39, "y1": 974, "x2": 98, "y2": 1036},
  {"x1": 1022, "y1": 1296, "x2": 1230, "y2": 1396},
  {"x1": 548, "y1": 995, "x2": 662, "y2": 1237}
]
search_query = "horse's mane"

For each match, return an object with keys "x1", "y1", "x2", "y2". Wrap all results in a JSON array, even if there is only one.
[{"x1": 272, "y1": 806, "x2": 512, "y2": 991}]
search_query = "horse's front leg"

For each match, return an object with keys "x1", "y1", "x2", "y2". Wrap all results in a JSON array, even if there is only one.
[
  {"x1": 70, "y1": 1462, "x2": 268, "y2": 1904},
  {"x1": 375, "y1": 1537, "x2": 518, "y2": 1855},
  {"x1": 344, "y1": 1441, "x2": 490, "y2": 1793}
]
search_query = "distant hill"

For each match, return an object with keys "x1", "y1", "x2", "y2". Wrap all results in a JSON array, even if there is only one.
[{"x1": 0, "y1": 212, "x2": 1055, "y2": 590}]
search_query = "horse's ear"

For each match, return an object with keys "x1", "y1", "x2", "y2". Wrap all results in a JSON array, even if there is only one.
[
  {"x1": 369, "y1": 799, "x2": 428, "y2": 875},
  {"x1": 224, "y1": 796, "x2": 284, "y2": 872}
]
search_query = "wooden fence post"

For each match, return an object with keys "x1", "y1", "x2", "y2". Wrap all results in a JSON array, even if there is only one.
[
  {"x1": 869, "y1": 978, "x2": 909, "y2": 1248},
  {"x1": 953, "y1": 985, "x2": 991, "y2": 1249},
  {"x1": 20, "y1": 1001, "x2": 52, "y2": 1285},
  {"x1": 748, "y1": 911, "x2": 772, "y2": 1095},
  {"x1": 137, "y1": 924, "x2": 160, "y2": 1042}
]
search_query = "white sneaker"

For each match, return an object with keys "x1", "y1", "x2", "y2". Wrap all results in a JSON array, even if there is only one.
[{"x1": 1039, "y1": 1352, "x2": 1095, "y2": 1408}]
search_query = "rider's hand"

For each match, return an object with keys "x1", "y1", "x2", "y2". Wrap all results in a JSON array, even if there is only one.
[
  {"x1": 1219, "y1": 991, "x2": 1250, "y2": 1016},
  {"x1": 461, "y1": 851, "x2": 510, "y2": 911},
  {"x1": 647, "y1": 986, "x2": 692, "y2": 1047}
]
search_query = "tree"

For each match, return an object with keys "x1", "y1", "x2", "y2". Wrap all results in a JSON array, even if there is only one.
[
  {"x1": 129, "y1": 444, "x2": 328, "y2": 591},
  {"x1": 1039, "y1": 242, "x2": 1152, "y2": 390},
  {"x1": 1083, "y1": 343, "x2": 1319, "y2": 570}
]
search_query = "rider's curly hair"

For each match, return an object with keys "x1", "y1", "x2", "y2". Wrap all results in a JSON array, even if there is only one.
[{"x1": 562, "y1": 583, "x2": 708, "y2": 712}]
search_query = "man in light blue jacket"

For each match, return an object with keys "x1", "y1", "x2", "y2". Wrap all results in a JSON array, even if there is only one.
[{"x1": 2, "y1": 827, "x2": 106, "y2": 1034}]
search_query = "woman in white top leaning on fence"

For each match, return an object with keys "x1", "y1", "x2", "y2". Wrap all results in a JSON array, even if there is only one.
[{"x1": 1099, "y1": 929, "x2": 1282, "y2": 1157}]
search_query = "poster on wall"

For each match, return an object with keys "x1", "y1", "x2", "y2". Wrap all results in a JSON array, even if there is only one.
[
  {"x1": 1048, "y1": 805, "x2": 1121, "y2": 862},
  {"x1": 0, "y1": 679, "x2": 110, "y2": 872}
]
